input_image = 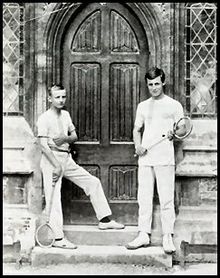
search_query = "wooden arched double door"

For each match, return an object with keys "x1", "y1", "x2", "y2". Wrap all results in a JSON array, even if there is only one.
[{"x1": 61, "y1": 2, "x2": 149, "y2": 224}]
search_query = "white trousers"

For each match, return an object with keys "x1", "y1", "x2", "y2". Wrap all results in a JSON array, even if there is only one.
[
  {"x1": 40, "y1": 152, "x2": 112, "y2": 239},
  {"x1": 138, "y1": 165, "x2": 175, "y2": 235}
]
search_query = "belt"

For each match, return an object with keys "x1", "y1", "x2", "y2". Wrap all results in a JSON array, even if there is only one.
[{"x1": 50, "y1": 146, "x2": 70, "y2": 153}]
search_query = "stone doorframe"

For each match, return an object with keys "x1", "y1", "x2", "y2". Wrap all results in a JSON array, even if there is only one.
[
  {"x1": 25, "y1": 3, "x2": 186, "y2": 130},
  {"x1": 24, "y1": 3, "x2": 185, "y2": 130},
  {"x1": 22, "y1": 2, "x2": 186, "y2": 214},
  {"x1": 45, "y1": 2, "x2": 165, "y2": 86}
]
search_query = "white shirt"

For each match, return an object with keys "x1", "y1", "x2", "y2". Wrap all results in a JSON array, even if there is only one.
[
  {"x1": 134, "y1": 95, "x2": 184, "y2": 166},
  {"x1": 37, "y1": 109, "x2": 75, "y2": 152}
]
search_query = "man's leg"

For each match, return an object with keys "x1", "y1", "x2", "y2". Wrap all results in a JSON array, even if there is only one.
[
  {"x1": 63, "y1": 155, "x2": 112, "y2": 221},
  {"x1": 126, "y1": 166, "x2": 154, "y2": 249},
  {"x1": 63, "y1": 155, "x2": 124, "y2": 229},
  {"x1": 138, "y1": 166, "x2": 155, "y2": 233},
  {"x1": 154, "y1": 165, "x2": 175, "y2": 234},
  {"x1": 40, "y1": 153, "x2": 77, "y2": 249},
  {"x1": 40, "y1": 155, "x2": 64, "y2": 239},
  {"x1": 154, "y1": 165, "x2": 176, "y2": 253}
]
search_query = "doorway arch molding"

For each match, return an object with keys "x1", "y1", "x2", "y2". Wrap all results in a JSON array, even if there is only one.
[{"x1": 44, "y1": 3, "x2": 165, "y2": 87}]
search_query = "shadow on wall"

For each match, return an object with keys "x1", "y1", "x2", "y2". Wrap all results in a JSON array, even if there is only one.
[{"x1": 3, "y1": 116, "x2": 43, "y2": 214}]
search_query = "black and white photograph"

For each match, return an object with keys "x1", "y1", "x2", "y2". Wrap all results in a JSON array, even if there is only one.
[{"x1": 3, "y1": 2, "x2": 217, "y2": 275}]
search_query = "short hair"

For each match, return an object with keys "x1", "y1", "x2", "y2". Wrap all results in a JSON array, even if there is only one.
[
  {"x1": 49, "y1": 84, "x2": 65, "y2": 96},
  {"x1": 145, "y1": 67, "x2": 165, "y2": 83}
]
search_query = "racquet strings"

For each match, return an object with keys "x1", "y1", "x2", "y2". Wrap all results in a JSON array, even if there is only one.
[
  {"x1": 36, "y1": 223, "x2": 55, "y2": 247},
  {"x1": 174, "y1": 117, "x2": 193, "y2": 139}
]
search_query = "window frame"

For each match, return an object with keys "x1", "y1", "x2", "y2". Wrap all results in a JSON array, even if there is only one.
[
  {"x1": 184, "y1": 3, "x2": 217, "y2": 119},
  {"x1": 3, "y1": 3, "x2": 25, "y2": 116}
]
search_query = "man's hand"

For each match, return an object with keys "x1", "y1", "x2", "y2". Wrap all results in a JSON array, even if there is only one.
[
  {"x1": 52, "y1": 165, "x2": 62, "y2": 183},
  {"x1": 167, "y1": 130, "x2": 174, "y2": 141},
  {"x1": 53, "y1": 134, "x2": 68, "y2": 146},
  {"x1": 135, "y1": 145, "x2": 147, "y2": 156}
]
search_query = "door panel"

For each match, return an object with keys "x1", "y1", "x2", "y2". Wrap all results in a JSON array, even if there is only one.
[
  {"x1": 70, "y1": 63, "x2": 101, "y2": 141},
  {"x1": 110, "y1": 64, "x2": 140, "y2": 141},
  {"x1": 110, "y1": 11, "x2": 139, "y2": 53},
  {"x1": 72, "y1": 11, "x2": 101, "y2": 52},
  {"x1": 61, "y1": 3, "x2": 148, "y2": 224},
  {"x1": 109, "y1": 165, "x2": 138, "y2": 200}
]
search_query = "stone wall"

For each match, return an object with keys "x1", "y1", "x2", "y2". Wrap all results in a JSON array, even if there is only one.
[
  {"x1": 3, "y1": 116, "x2": 42, "y2": 258},
  {"x1": 3, "y1": 4, "x2": 217, "y2": 260},
  {"x1": 3, "y1": 116, "x2": 43, "y2": 213}
]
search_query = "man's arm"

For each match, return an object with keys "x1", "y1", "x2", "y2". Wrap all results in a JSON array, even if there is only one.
[
  {"x1": 66, "y1": 129, "x2": 78, "y2": 143},
  {"x1": 53, "y1": 130, "x2": 78, "y2": 146},
  {"x1": 38, "y1": 137, "x2": 62, "y2": 181},
  {"x1": 133, "y1": 126, "x2": 146, "y2": 156},
  {"x1": 171, "y1": 102, "x2": 187, "y2": 139}
]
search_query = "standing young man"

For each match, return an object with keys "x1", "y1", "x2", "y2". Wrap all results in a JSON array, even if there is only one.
[
  {"x1": 37, "y1": 85, "x2": 124, "y2": 249},
  {"x1": 126, "y1": 67, "x2": 185, "y2": 254}
]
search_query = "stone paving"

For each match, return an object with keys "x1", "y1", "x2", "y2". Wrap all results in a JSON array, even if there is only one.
[{"x1": 3, "y1": 262, "x2": 217, "y2": 275}]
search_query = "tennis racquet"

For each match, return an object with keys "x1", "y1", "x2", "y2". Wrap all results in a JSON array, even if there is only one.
[
  {"x1": 35, "y1": 180, "x2": 56, "y2": 248},
  {"x1": 134, "y1": 116, "x2": 193, "y2": 157}
]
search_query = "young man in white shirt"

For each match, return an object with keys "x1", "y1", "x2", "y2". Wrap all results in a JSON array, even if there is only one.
[
  {"x1": 126, "y1": 67, "x2": 185, "y2": 254},
  {"x1": 37, "y1": 85, "x2": 124, "y2": 249}
]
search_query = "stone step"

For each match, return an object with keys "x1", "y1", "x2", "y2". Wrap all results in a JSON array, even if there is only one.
[
  {"x1": 152, "y1": 205, "x2": 216, "y2": 231},
  {"x1": 31, "y1": 245, "x2": 172, "y2": 268},
  {"x1": 153, "y1": 205, "x2": 217, "y2": 222},
  {"x1": 177, "y1": 205, "x2": 217, "y2": 216},
  {"x1": 63, "y1": 212, "x2": 216, "y2": 247},
  {"x1": 64, "y1": 225, "x2": 137, "y2": 246},
  {"x1": 152, "y1": 214, "x2": 216, "y2": 231}
]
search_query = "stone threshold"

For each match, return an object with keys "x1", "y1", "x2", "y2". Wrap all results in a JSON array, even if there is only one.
[{"x1": 31, "y1": 245, "x2": 172, "y2": 268}]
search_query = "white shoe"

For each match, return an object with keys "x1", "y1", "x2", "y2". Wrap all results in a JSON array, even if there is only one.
[
  {"x1": 126, "y1": 232, "x2": 150, "y2": 250},
  {"x1": 98, "y1": 220, "x2": 125, "y2": 230},
  {"x1": 162, "y1": 234, "x2": 176, "y2": 254},
  {"x1": 52, "y1": 238, "x2": 77, "y2": 249}
]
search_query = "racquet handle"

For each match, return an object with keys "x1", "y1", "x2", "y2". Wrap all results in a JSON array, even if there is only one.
[
  {"x1": 46, "y1": 180, "x2": 56, "y2": 219},
  {"x1": 134, "y1": 134, "x2": 167, "y2": 157}
]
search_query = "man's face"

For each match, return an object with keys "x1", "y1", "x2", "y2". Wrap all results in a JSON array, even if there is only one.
[
  {"x1": 49, "y1": 89, "x2": 67, "y2": 109},
  {"x1": 147, "y1": 76, "x2": 164, "y2": 98}
]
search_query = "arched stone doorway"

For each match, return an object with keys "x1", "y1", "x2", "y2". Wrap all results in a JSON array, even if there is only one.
[{"x1": 45, "y1": 3, "x2": 164, "y2": 224}]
